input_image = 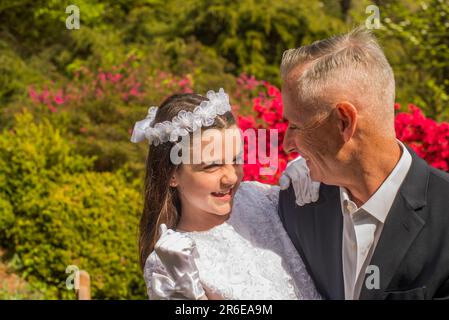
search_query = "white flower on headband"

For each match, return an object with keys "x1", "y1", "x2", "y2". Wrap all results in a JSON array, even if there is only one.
[{"x1": 130, "y1": 88, "x2": 231, "y2": 146}]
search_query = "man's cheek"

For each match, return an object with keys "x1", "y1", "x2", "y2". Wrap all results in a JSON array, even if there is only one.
[{"x1": 298, "y1": 134, "x2": 317, "y2": 152}]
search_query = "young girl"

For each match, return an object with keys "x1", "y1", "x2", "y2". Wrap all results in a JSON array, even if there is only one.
[{"x1": 131, "y1": 88, "x2": 321, "y2": 300}]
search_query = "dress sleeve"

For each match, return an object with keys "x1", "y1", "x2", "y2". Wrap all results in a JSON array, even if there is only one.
[
  {"x1": 237, "y1": 181, "x2": 322, "y2": 300},
  {"x1": 143, "y1": 252, "x2": 183, "y2": 300},
  {"x1": 239, "y1": 181, "x2": 280, "y2": 207}
]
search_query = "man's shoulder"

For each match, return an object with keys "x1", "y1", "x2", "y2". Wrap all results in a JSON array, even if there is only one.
[
  {"x1": 278, "y1": 183, "x2": 340, "y2": 222},
  {"x1": 428, "y1": 165, "x2": 449, "y2": 185},
  {"x1": 410, "y1": 164, "x2": 449, "y2": 231},
  {"x1": 425, "y1": 166, "x2": 449, "y2": 210},
  {"x1": 407, "y1": 146, "x2": 449, "y2": 189},
  {"x1": 279, "y1": 182, "x2": 339, "y2": 203}
]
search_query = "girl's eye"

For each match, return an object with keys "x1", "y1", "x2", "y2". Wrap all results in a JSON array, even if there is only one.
[
  {"x1": 235, "y1": 155, "x2": 243, "y2": 164},
  {"x1": 204, "y1": 163, "x2": 220, "y2": 170}
]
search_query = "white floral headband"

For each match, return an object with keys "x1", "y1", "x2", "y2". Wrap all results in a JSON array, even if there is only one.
[{"x1": 130, "y1": 88, "x2": 231, "y2": 146}]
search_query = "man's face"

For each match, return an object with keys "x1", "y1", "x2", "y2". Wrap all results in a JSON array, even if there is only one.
[{"x1": 282, "y1": 82, "x2": 342, "y2": 183}]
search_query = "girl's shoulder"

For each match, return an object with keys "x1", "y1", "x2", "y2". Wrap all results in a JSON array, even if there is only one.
[
  {"x1": 232, "y1": 181, "x2": 281, "y2": 227},
  {"x1": 235, "y1": 181, "x2": 280, "y2": 206}
]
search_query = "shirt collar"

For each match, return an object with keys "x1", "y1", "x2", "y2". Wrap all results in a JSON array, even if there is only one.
[{"x1": 339, "y1": 140, "x2": 412, "y2": 223}]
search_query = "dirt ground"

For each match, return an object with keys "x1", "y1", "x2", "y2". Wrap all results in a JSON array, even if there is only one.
[{"x1": 0, "y1": 248, "x2": 27, "y2": 295}]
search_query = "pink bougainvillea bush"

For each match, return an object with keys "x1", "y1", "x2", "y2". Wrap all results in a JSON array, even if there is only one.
[
  {"x1": 25, "y1": 58, "x2": 194, "y2": 173},
  {"x1": 237, "y1": 80, "x2": 298, "y2": 184},
  {"x1": 28, "y1": 57, "x2": 193, "y2": 115},
  {"x1": 395, "y1": 104, "x2": 449, "y2": 171}
]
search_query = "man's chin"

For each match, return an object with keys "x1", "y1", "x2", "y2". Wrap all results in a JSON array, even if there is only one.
[{"x1": 309, "y1": 168, "x2": 322, "y2": 183}]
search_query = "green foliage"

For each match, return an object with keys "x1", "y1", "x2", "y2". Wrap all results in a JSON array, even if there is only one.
[
  {"x1": 0, "y1": 196, "x2": 14, "y2": 233},
  {"x1": 381, "y1": 0, "x2": 449, "y2": 120},
  {"x1": 0, "y1": 0, "x2": 447, "y2": 299},
  {"x1": 0, "y1": 112, "x2": 145, "y2": 299},
  {"x1": 141, "y1": 0, "x2": 347, "y2": 84},
  {"x1": 0, "y1": 40, "x2": 44, "y2": 105}
]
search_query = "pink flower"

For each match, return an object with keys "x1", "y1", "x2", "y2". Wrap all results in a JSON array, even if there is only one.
[
  {"x1": 178, "y1": 78, "x2": 190, "y2": 87},
  {"x1": 262, "y1": 111, "x2": 278, "y2": 125},
  {"x1": 108, "y1": 73, "x2": 122, "y2": 83},
  {"x1": 48, "y1": 105, "x2": 57, "y2": 113},
  {"x1": 129, "y1": 87, "x2": 140, "y2": 96},
  {"x1": 238, "y1": 115, "x2": 257, "y2": 130},
  {"x1": 28, "y1": 86, "x2": 39, "y2": 103},
  {"x1": 98, "y1": 72, "x2": 107, "y2": 83},
  {"x1": 54, "y1": 90, "x2": 64, "y2": 105},
  {"x1": 267, "y1": 84, "x2": 280, "y2": 97}
]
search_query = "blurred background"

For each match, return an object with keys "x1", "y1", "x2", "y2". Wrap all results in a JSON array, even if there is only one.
[{"x1": 0, "y1": 0, "x2": 448, "y2": 299}]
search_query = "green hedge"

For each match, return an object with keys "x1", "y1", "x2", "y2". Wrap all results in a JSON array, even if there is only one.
[{"x1": 0, "y1": 111, "x2": 146, "y2": 299}]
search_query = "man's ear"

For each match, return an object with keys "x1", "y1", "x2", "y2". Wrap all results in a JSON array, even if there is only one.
[{"x1": 335, "y1": 102, "x2": 357, "y2": 142}]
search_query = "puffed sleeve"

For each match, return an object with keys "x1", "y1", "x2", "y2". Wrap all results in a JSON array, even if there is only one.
[
  {"x1": 143, "y1": 252, "x2": 179, "y2": 300},
  {"x1": 239, "y1": 181, "x2": 280, "y2": 207}
]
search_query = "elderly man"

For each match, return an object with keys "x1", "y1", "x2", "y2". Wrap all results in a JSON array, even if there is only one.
[{"x1": 278, "y1": 28, "x2": 449, "y2": 300}]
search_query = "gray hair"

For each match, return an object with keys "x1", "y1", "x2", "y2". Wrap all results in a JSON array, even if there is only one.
[{"x1": 281, "y1": 27, "x2": 396, "y2": 134}]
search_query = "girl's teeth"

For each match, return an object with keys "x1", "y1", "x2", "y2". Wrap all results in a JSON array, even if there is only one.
[{"x1": 212, "y1": 189, "x2": 231, "y2": 196}]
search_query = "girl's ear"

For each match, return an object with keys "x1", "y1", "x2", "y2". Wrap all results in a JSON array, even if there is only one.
[{"x1": 169, "y1": 175, "x2": 178, "y2": 187}]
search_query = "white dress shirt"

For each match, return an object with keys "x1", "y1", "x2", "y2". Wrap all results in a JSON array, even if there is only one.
[{"x1": 341, "y1": 141, "x2": 412, "y2": 300}]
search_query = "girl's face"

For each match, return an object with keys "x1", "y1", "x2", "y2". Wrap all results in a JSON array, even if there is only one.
[{"x1": 172, "y1": 125, "x2": 244, "y2": 218}]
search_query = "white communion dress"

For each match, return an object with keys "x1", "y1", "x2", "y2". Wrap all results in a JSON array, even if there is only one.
[{"x1": 144, "y1": 181, "x2": 321, "y2": 300}]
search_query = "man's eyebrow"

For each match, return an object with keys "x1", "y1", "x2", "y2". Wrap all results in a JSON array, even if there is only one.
[{"x1": 282, "y1": 112, "x2": 292, "y2": 122}]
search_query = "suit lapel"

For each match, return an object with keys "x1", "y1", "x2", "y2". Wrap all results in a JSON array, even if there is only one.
[
  {"x1": 314, "y1": 184, "x2": 345, "y2": 299},
  {"x1": 359, "y1": 192, "x2": 426, "y2": 299},
  {"x1": 359, "y1": 147, "x2": 429, "y2": 299}
]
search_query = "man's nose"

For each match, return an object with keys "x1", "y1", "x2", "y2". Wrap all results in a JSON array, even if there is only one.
[{"x1": 283, "y1": 128, "x2": 296, "y2": 154}]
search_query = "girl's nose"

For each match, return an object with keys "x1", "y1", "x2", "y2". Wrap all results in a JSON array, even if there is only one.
[{"x1": 221, "y1": 164, "x2": 239, "y2": 186}]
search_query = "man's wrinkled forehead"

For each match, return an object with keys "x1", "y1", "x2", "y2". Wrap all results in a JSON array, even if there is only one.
[
  {"x1": 281, "y1": 61, "x2": 315, "y2": 120},
  {"x1": 282, "y1": 61, "x2": 312, "y2": 89},
  {"x1": 282, "y1": 68, "x2": 304, "y2": 121}
]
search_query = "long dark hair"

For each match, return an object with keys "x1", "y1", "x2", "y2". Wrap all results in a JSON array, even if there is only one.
[{"x1": 139, "y1": 93, "x2": 236, "y2": 270}]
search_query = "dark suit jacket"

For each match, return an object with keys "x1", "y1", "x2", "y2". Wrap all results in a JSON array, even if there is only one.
[{"x1": 278, "y1": 146, "x2": 449, "y2": 300}]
